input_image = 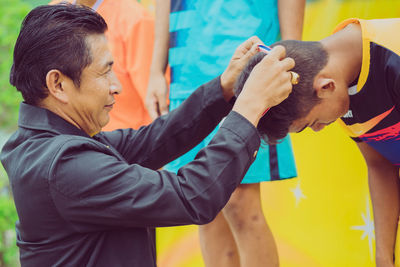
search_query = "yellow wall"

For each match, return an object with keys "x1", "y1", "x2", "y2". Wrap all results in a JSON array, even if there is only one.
[{"x1": 153, "y1": 0, "x2": 400, "y2": 266}]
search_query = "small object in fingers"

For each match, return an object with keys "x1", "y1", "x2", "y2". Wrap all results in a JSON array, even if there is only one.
[
  {"x1": 257, "y1": 44, "x2": 271, "y2": 54},
  {"x1": 290, "y1": 71, "x2": 300, "y2": 85}
]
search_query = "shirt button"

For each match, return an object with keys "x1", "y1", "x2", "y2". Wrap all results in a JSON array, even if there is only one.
[{"x1": 253, "y1": 150, "x2": 258, "y2": 158}]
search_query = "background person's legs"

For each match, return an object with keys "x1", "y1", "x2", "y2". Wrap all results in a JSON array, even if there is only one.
[
  {"x1": 224, "y1": 183, "x2": 279, "y2": 267},
  {"x1": 199, "y1": 183, "x2": 279, "y2": 267},
  {"x1": 199, "y1": 212, "x2": 240, "y2": 267}
]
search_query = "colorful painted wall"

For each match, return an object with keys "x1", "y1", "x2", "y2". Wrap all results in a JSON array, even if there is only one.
[{"x1": 140, "y1": 0, "x2": 400, "y2": 266}]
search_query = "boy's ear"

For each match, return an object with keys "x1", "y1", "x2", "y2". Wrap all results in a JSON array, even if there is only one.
[
  {"x1": 45, "y1": 70, "x2": 70, "y2": 103},
  {"x1": 314, "y1": 76, "x2": 336, "y2": 99}
]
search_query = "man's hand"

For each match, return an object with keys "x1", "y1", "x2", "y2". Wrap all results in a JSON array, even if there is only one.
[
  {"x1": 145, "y1": 72, "x2": 169, "y2": 120},
  {"x1": 220, "y1": 36, "x2": 263, "y2": 101},
  {"x1": 232, "y1": 45, "x2": 295, "y2": 127}
]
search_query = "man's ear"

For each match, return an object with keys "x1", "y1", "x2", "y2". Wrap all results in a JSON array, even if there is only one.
[
  {"x1": 313, "y1": 76, "x2": 336, "y2": 99},
  {"x1": 45, "y1": 70, "x2": 69, "y2": 103}
]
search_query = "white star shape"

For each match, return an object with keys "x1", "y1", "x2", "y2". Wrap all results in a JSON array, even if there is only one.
[
  {"x1": 290, "y1": 181, "x2": 306, "y2": 207},
  {"x1": 351, "y1": 196, "x2": 375, "y2": 260}
]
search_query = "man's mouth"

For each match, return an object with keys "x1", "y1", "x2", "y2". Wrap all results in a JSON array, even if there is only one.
[{"x1": 105, "y1": 102, "x2": 115, "y2": 108}]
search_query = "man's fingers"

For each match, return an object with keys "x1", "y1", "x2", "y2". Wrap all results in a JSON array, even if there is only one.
[
  {"x1": 238, "y1": 43, "x2": 260, "y2": 63},
  {"x1": 280, "y1": 56, "x2": 295, "y2": 71},
  {"x1": 234, "y1": 36, "x2": 264, "y2": 58},
  {"x1": 247, "y1": 36, "x2": 263, "y2": 50},
  {"x1": 266, "y1": 45, "x2": 287, "y2": 60},
  {"x1": 241, "y1": 36, "x2": 263, "y2": 51},
  {"x1": 249, "y1": 43, "x2": 260, "y2": 56}
]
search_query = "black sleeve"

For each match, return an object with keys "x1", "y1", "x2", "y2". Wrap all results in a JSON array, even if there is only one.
[
  {"x1": 99, "y1": 77, "x2": 234, "y2": 170},
  {"x1": 48, "y1": 111, "x2": 261, "y2": 230}
]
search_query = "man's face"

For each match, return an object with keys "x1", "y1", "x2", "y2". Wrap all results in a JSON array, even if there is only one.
[
  {"x1": 66, "y1": 34, "x2": 121, "y2": 136},
  {"x1": 289, "y1": 92, "x2": 350, "y2": 133}
]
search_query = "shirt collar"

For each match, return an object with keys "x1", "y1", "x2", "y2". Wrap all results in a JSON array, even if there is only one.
[{"x1": 18, "y1": 102, "x2": 90, "y2": 138}]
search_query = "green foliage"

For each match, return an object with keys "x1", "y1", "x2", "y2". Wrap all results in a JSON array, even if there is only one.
[
  {"x1": 21, "y1": 0, "x2": 49, "y2": 6},
  {"x1": 0, "y1": 166, "x2": 18, "y2": 267},
  {"x1": 0, "y1": 1, "x2": 32, "y2": 266},
  {"x1": 0, "y1": 0, "x2": 31, "y2": 131}
]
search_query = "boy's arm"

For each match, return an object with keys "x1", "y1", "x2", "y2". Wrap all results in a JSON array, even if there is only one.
[
  {"x1": 357, "y1": 142, "x2": 400, "y2": 265},
  {"x1": 278, "y1": 0, "x2": 306, "y2": 40},
  {"x1": 145, "y1": 0, "x2": 170, "y2": 120}
]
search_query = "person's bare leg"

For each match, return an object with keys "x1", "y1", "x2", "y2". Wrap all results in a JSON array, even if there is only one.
[
  {"x1": 223, "y1": 183, "x2": 279, "y2": 267},
  {"x1": 369, "y1": 166, "x2": 400, "y2": 267},
  {"x1": 199, "y1": 212, "x2": 240, "y2": 267}
]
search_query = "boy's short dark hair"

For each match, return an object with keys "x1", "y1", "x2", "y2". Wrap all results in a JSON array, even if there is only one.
[
  {"x1": 10, "y1": 4, "x2": 107, "y2": 105},
  {"x1": 234, "y1": 40, "x2": 329, "y2": 144}
]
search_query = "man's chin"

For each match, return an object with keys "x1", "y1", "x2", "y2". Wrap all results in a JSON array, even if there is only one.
[{"x1": 101, "y1": 117, "x2": 110, "y2": 129}]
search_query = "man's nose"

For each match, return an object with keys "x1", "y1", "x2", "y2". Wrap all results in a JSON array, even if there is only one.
[
  {"x1": 110, "y1": 83, "x2": 122, "y2": 95},
  {"x1": 110, "y1": 73, "x2": 122, "y2": 95}
]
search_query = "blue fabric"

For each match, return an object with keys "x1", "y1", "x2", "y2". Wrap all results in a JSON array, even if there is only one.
[
  {"x1": 164, "y1": 99, "x2": 297, "y2": 183},
  {"x1": 166, "y1": 0, "x2": 297, "y2": 182},
  {"x1": 169, "y1": 0, "x2": 280, "y2": 99}
]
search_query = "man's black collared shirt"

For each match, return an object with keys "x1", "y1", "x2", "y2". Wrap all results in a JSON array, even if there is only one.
[{"x1": 1, "y1": 78, "x2": 260, "y2": 267}]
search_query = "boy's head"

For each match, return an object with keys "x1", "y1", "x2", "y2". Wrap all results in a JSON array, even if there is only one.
[{"x1": 234, "y1": 40, "x2": 350, "y2": 144}]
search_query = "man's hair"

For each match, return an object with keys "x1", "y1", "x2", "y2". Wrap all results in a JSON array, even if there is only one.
[
  {"x1": 10, "y1": 4, "x2": 107, "y2": 105},
  {"x1": 234, "y1": 40, "x2": 328, "y2": 144}
]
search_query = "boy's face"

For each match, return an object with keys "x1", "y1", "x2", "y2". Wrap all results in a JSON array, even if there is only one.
[
  {"x1": 289, "y1": 70, "x2": 351, "y2": 134},
  {"x1": 289, "y1": 93, "x2": 350, "y2": 133}
]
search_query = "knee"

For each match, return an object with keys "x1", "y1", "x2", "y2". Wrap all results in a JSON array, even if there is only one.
[
  {"x1": 223, "y1": 187, "x2": 265, "y2": 232},
  {"x1": 223, "y1": 197, "x2": 242, "y2": 227},
  {"x1": 224, "y1": 202, "x2": 265, "y2": 229}
]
